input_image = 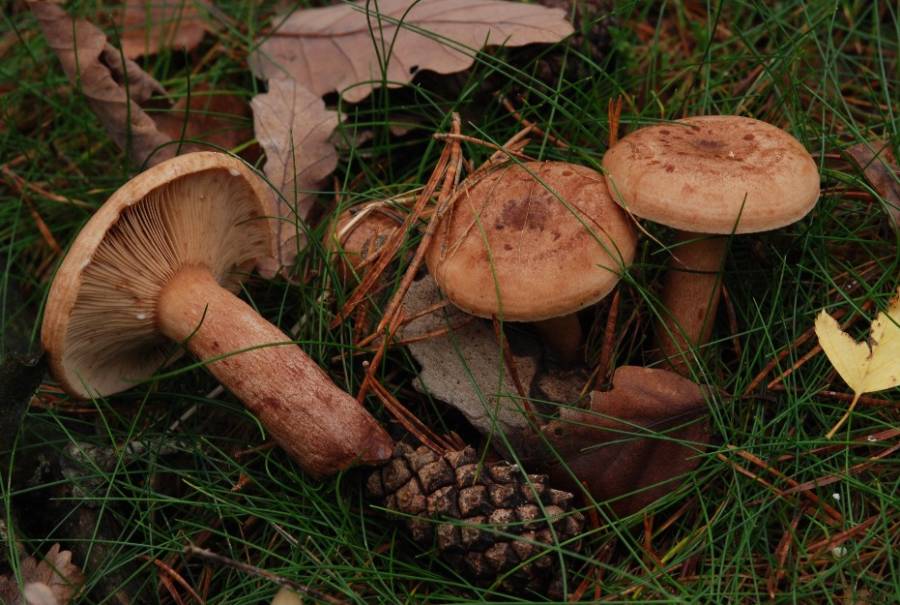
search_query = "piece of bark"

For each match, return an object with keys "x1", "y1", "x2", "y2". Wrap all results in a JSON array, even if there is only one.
[
  {"x1": 30, "y1": 1, "x2": 175, "y2": 167},
  {"x1": 250, "y1": 0, "x2": 573, "y2": 104},
  {"x1": 400, "y1": 274, "x2": 541, "y2": 451},
  {"x1": 521, "y1": 365, "x2": 711, "y2": 516},
  {"x1": 846, "y1": 140, "x2": 900, "y2": 231},
  {"x1": 251, "y1": 78, "x2": 341, "y2": 274}
]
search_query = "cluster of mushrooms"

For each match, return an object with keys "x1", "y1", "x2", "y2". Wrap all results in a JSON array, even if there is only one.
[{"x1": 42, "y1": 115, "x2": 819, "y2": 484}]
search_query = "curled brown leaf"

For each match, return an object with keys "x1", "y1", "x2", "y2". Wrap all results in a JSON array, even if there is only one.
[
  {"x1": 30, "y1": 1, "x2": 175, "y2": 167},
  {"x1": 846, "y1": 140, "x2": 900, "y2": 230},
  {"x1": 521, "y1": 365, "x2": 711, "y2": 516}
]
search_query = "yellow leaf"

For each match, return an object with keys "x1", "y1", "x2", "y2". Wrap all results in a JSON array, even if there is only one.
[
  {"x1": 815, "y1": 289, "x2": 900, "y2": 437},
  {"x1": 814, "y1": 311, "x2": 872, "y2": 393}
]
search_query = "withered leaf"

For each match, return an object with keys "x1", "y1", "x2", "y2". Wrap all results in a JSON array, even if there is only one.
[
  {"x1": 522, "y1": 365, "x2": 710, "y2": 516},
  {"x1": 400, "y1": 274, "x2": 541, "y2": 451},
  {"x1": 154, "y1": 84, "x2": 253, "y2": 155},
  {"x1": 250, "y1": 0, "x2": 574, "y2": 103},
  {"x1": 119, "y1": 0, "x2": 212, "y2": 59},
  {"x1": 251, "y1": 78, "x2": 341, "y2": 274},
  {"x1": 0, "y1": 544, "x2": 84, "y2": 605},
  {"x1": 846, "y1": 140, "x2": 900, "y2": 230},
  {"x1": 30, "y1": 1, "x2": 174, "y2": 167}
]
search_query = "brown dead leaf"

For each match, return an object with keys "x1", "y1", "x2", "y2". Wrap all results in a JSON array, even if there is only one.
[
  {"x1": 32, "y1": 2, "x2": 256, "y2": 171},
  {"x1": 400, "y1": 274, "x2": 541, "y2": 451},
  {"x1": 249, "y1": 0, "x2": 574, "y2": 103},
  {"x1": 0, "y1": 544, "x2": 84, "y2": 605},
  {"x1": 846, "y1": 140, "x2": 900, "y2": 230},
  {"x1": 119, "y1": 0, "x2": 212, "y2": 59},
  {"x1": 522, "y1": 366, "x2": 711, "y2": 516},
  {"x1": 251, "y1": 78, "x2": 341, "y2": 274},
  {"x1": 30, "y1": 1, "x2": 175, "y2": 167},
  {"x1": 154, "y1": 83, "x2": 252, "y2": 154}
]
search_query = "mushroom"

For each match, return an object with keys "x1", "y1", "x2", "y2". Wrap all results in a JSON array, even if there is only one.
[
  {"x1": 324, "y1": 203, "x2": 403, "y2": 284},
  {"x1": 425, "y1": 161, "x2": 637, "y2": 364},
  {"x1": 41, "y1": 152, "x2": 393, "y2": 478},
  {"x1": 603, "y1": 115, "x2": 819, "y2": 373}
]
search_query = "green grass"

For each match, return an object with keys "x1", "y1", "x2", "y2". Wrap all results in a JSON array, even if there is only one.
[{"x1": 2, "y1": 0, "x2": 899, "y2": 603}]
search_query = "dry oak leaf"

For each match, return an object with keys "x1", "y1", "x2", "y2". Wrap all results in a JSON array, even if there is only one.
[
  {"x1": 119, "y1": 0, "x2": 212, "y2": 59},
  {"x1": 521, "y1": 365, "x2": 711, "y2": 517},
  {"x1": 0, "y1": 544, "x2": 84, "y2": 605},
  {"x1": 154, "y1": 83, "x2": 253, "y2": 155},
  {"x1": 399, "y1": 274, "x2": 541, "y2": 452},
  {"x1": 249, "y1": 0, "x2": 574, "y2": 104},
  {"x1": 816, "y1": 288, "x2": 900, "y2": 438},
  {"x1": 30, "y1": 1, "x2": 175, "y2": 168},
  {"x1": 845, "y1": 140, "x2": 900, "y2": 231},
  {"x1": 251, "y1": 78, "x2": 341, "y2": 274}
]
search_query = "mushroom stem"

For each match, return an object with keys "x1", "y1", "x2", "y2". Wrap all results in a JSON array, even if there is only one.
[
  {"x1": 534, "y1": 314, "x2": 583, "y2": 365},
  {"x1": 157, "y1": 265, "x2": 394, "y2": 477},
  {"x1": 655, "y1": 232, "x2": 727, "y2": 375}
]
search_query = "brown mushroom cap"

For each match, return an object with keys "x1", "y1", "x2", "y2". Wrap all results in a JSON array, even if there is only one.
[
  {"x1": 42, "y1": 152, "x2": 275, "y2": 398},
  {"x1": 425, "y1": 161, "x2": 637, "y2": 321},
  {"x1": 324, "y1": 204, "x2": 402, "y2": 282},
  {"x1": 603, "y1": 115, "x2": 820, "y2": 234}
]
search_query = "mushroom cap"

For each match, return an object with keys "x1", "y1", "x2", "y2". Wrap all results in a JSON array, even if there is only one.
[
  {"x1": 42, "y1": 152, "x2": 275, "y2": 398},
  {"x1": 603, "y1": 115, "x2": 820, "y2": 234},
  {"x1": 324, "y1": 204, "x2": 402, "y2": 282},
  {"x1": 425, "y1": 161, "x2": 637, "y2": 321}
]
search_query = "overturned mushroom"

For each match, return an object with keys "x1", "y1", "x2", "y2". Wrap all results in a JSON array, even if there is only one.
[
  {"x1": 603, "y1": 116, "x2": 819, "y2": 373},
  {"x1": 41, "y1": 152, "x2": 393, "y2": 478},
  {"x1": 426, "y1": 161, "x2": 637, "y2": 364}
]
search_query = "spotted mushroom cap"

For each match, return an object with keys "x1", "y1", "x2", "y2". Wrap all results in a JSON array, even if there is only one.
[
  {"x1": 42, "y1": 152, "x2": 275, "y2": 398},
  {"x1": 425, "y1": 161, "x2": 637, "y2": 321},
  {"x1": 324, "y1": 204, "x2": 402, "y2": 283},
  {"x1": 602, "y1": 115, "x2": 820, "y2": 234}
]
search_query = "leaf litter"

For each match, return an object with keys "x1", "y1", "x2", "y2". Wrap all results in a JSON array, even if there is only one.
[
  {"x1": 251, "y1": 78, "x2": 342, "y2": 275},
  {"x1": 118, "y1": 0, "x2": 212, "y2": 60},
  {"x1": 249, "y1": 0, "x2": 574, "y2": 103},
  {"x1": 0, "y1": 545, "x2": 84, "y2": 605}
]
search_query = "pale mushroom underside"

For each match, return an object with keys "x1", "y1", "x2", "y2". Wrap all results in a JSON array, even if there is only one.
[{"x1": 54, "y1": 170, "x2": 271, "y2": 397}]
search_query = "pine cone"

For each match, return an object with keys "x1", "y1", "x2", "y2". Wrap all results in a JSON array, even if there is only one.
[{"x1": 367, "y1": 444, "x2": 585, "y2": 597}]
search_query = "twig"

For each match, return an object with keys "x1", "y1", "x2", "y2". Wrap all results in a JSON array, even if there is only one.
[
  {"x1": 367, "y1": 377, "x2": 454, "y2": 454},
  {"x1": 355, "y1": 114, "x2": 463, "y2": 407},
  {"x1": 726, "y1": 445, "x2": 842, "y2": 524},
  {"x1": 805, "y1": 516, "x2": 878, "y2": 561},
  {"x1": 141, "y1": 556, "x2": 204, "y2": 604},
  {"x1": 716, "y1": 452, "x2": 840, "y2": 526},
  {"x1": 183, "y1": 545, "x2": 348, "y2": 605},
  {"x1": 0, "y1": 164, "x2": 92, "y2": 208},
  {"x1": 433, "y1": 132, "x2": 532, "y2": 161},
  {"x1": 607, "y1": 96, "x2": 623, "y2": 148},
  {"x1": 491, "y1": 315, "x2": 537, "y2": 426},
  {"x1": 596, "y1": 289, "x2": 621, "y2": 385},
  {"x1": 497, "y1": 94, "x2": 569, "y2": 149},
  {"x1": 780, "y1": 440, "x2": 900, "y2": 495},
  {"x1": 721, "y1": 285, "x2": 742, "y2": 359},
  {"x1": 766, "y1": 508, "x2": 801, "y2": 599}
]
